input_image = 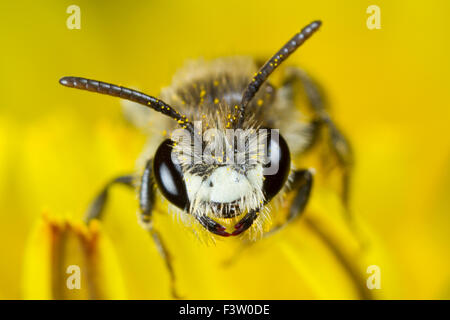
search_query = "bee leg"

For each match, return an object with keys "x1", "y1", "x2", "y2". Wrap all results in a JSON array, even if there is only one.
[
  {"x1": 268, "y1": 169, "x2": 314, "y2": 235},
  {"x1": 287, "y1": 169, "x2": 314, "y2": 221},
  {"x1": 282, "y1": 68, "x2": 353, "y2": 208},
  {"x1": 84, "y1": 175, "x2": 134, "y2": 223},
  {"x1": 138, "y1": 159, "x2": 180, "y2": 299}
]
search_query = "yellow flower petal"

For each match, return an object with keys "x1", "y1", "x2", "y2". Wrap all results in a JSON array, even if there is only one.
[{"x1": 22, "y1": 213, "x2": 126, "y2": 299}]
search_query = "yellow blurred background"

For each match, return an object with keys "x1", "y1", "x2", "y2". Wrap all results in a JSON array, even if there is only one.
[{"x1": 0, "y1": 0, "x2": 449, "y2": 299}]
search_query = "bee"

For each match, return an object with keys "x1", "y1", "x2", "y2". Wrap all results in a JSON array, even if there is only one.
[{"x1": 59, "y1": 20, "x2": 352, "y2": 297}]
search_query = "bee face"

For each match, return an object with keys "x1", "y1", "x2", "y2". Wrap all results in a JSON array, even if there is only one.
[
  {"x1": 184, "y1": 165, "x2": 264, "y2": 218},
  {"x1": 152, "y1": 130, "x2": 291, "y2": 222}
]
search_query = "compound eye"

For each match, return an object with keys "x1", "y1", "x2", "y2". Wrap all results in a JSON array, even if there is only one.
[
  {"x1": 262, "y1": 130, "x2": 291, "y2": 202},
  {"x1": 153, "y1": 139, "x2": 189, "y2": 210}
]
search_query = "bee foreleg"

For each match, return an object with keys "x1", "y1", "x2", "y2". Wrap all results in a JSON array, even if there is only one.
[
  {"x1": 84, "y1": 175, "x2": 134, "y2": 223},
  {"x1": 138, "y1": 159, "x2": 180, "y2": 299},
  {"x1": 286, "y1": 169, "x2": 314, "y2": 221},
  {"x1": 267, "y1": 169, "x2": 314, "y2": 235},
  {"x1": 138, "y1": 159, "x2": 155, "y2": 223}
]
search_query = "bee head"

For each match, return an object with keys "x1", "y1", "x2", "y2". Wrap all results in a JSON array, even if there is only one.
[
  {"x1": 152, "y1": 128, "x2": 291, "y2": 235},
  {"x1": 59, "y1": 20, "x2": 321, "y2": 236}
]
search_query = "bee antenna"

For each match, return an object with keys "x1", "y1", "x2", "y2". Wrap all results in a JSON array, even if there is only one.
[
  {"x1": 236, "y1": 20, "x2": 322, "y2": 127},
  {"x1": 59, "y1": 76, "x2": 194, "y2": 133}
]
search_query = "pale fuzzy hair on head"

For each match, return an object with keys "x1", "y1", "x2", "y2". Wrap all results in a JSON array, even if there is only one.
[
  {"x1": 161, "y1": 57, "x2": 257, "y2": 93},
  {"x1": 171, "y1": 121, "x2": 269, "y2": 218}
]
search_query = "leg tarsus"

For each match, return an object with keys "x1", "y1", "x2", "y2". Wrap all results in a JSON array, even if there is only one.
[
  {"x1": 140, "y1": 220, "x2": 182, "y2": 299},
  {"x1": 84, "y1": 162, "x2": 181, "y2": 298},
  {"x1": 84, "y1": 175, "x2": 134, "y2": 223},
  {"x1": 139, "y1": 159, "x2": 181, "y2": 299},
  {"x1": 151, "y1": 228, "x2": 180, "y2": 299}
]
